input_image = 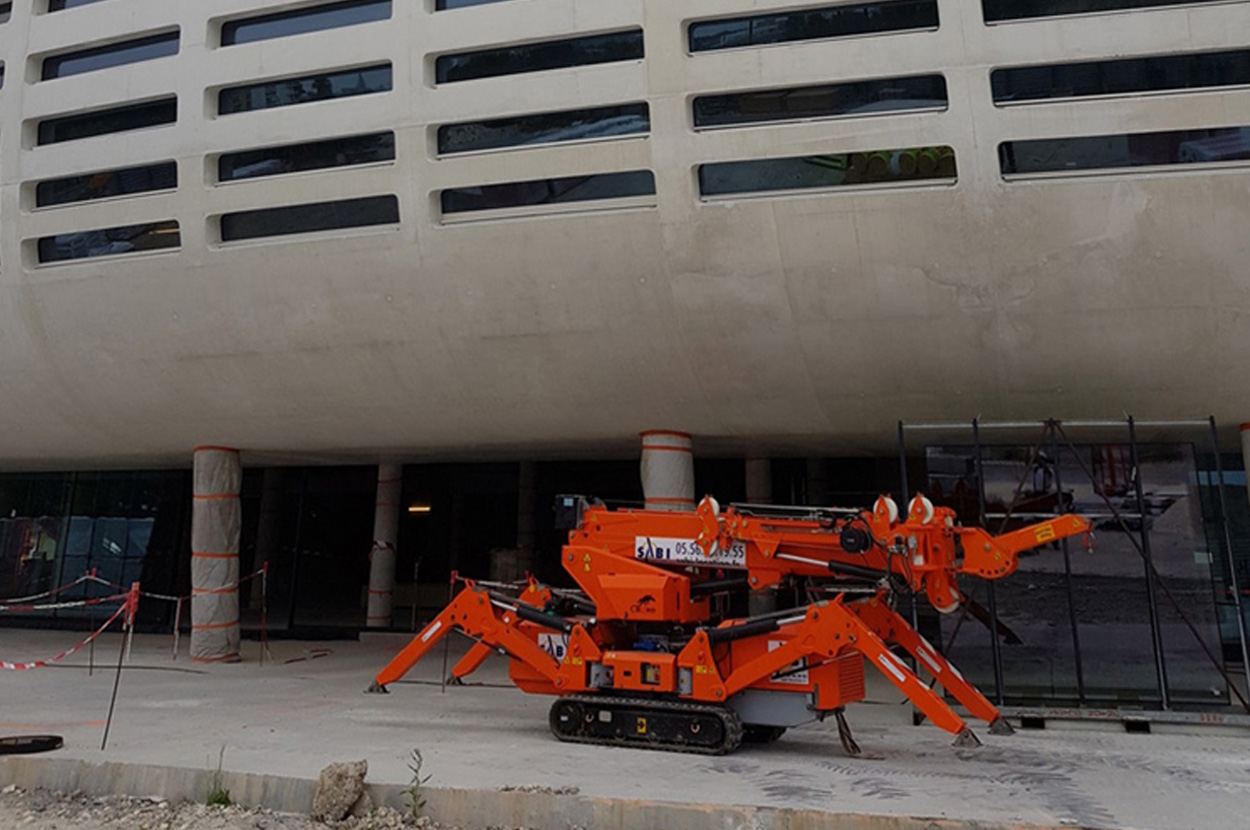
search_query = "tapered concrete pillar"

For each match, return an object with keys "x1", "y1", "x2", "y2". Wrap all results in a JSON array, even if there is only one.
[
  {"x1": 191, "y1": 446, "x2": 241, "y2": 663},
  {"x1": 517, "y1": 461, "x2": 537, "y2": 572},
  {"x1": 366, "y1": 463, "x2": 402, "y2": 629},
  {"x1": 641, "y1": 431, "x2": 694, "y2": 511},
  {"x1": 806, "y1": 458, "x2": 829, "y2": 506},
  {"x1": 249, "y1": 467, "x2": 283, "y2": 605},
  {"x1": 745, "y1": 458, "x2": 772, "y2": 504}
]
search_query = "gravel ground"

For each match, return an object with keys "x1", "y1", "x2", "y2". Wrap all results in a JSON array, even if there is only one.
[{"x1": 0, "y1": 786, "x2": 444, "y2": 830}]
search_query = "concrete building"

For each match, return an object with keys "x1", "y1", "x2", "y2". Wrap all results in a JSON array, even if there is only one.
[{"x1": 0, "y1": 0, "x2": 1248, "y2": 701}]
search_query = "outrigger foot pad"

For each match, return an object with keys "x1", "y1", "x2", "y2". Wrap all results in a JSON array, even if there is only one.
[
  {"x1": 989, "y1": 717, "x2": 1015, "y2": 736},
  {"x1": 953, "y1": 728, "x2": 982, "y2": 748},
  {"x1": 365, "y1": 681, "x2": 388, "y2": 694},
  {"x1": 447, "y1": 675, "x2": 465, "y2": 686}
]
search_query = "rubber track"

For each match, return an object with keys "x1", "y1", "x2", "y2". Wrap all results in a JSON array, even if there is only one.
[{"x1": 550, "y1": 694, "x2": 744, "y2": 756}]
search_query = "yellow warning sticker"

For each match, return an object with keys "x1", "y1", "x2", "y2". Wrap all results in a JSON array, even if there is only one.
[
  {"x1": 636, "y1": 717, "x2": 647, "y2": 734},
  {"x1": 1035, "y1": 525, "x2": 1056, "y2": 543}
]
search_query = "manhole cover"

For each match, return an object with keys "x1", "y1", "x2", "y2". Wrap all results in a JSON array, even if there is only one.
[{"x1": 0, "y1": 735, "x2": 64, "y2": 755}]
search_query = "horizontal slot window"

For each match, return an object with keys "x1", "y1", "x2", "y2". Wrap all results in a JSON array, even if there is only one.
[
  {"x1": 38, "y1": 97, "x2": 177, "y2": 145},
  {"x1": 219, "y1": 132, "x2": 394, "y2": 182},
  {"x1": 36, "y1": 161, "x2": 176, "y2": 207},
  {"x1": 984, "y1": 0, "x2": 1233, "y2": 22},
  {"x1": 222, "y1": 0, "x2": 391, "y2": 47},
  {"x1": 695, "y1": 75, "x2": 947, "y2": 128},
  {"x1": 689, "y1": 1, "x2": 938, "y2": 53},
  {"x1": 699, "y1": 146, "x2": 956, "y2": 197},
  {"x1": 49, "y1": 0, "x2": 113, "y2": 10},
  {"x1": 1000, "y1": 127, "x2": 1250, "y2": 176},
  {"x1": 441, "y1": 170, "x2": 656, "y2": 214},
  {"x1": 436, "y1": 0, "x2": 514, "y2": 8},
  {"x1": 42, "y1": 31, "x2": 179, "y2": 81},
  {"x1": 438, "y1": 103, "x2": 649, "y2": 154},
  {"x1": 436, "y1": 30, "x2": 644, "y2": 84},
  {"x1": 38, "y1": 220, "x2": 179, "y2": 263},
  {"x1": 221, "y1": 195, "x2": 399, "y2": 241},
  {"x1": 993, "y1": 50, "x2": 1250, "y2": 104},
  {"x1": 219, "y1": 64, "x2": 391, "y2": 115}
]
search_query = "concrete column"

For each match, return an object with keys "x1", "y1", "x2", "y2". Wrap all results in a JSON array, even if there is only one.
[
  {"x1": 366, "y1": 463, "x2": 402, "y2": 629},
  {"x1": 641, "y1": 430, "x2": 694, "y2": 511},
  {"x1": 249, "y1": 467, "x2": 284, "y2": 605},
  {"x1": 191, "y1": 446, "x2": 241, "y2": 663},
  {"x1": 516, "y1": 461, "x2": 537, "y2": 573},
  {"x1": 745, "y1": 458, "x2": 772, "y2": 504},
  {"x1": 806, "y1": 458, "x2": 829, "y2": 506},
  {"x1": 1241, "y1": 424, "x2": 1250, "y2": 510}
]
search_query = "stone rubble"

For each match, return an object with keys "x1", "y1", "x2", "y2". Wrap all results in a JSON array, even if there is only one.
[{"x1": 0, "y1": 787, "x2": 546, "y2": 830}]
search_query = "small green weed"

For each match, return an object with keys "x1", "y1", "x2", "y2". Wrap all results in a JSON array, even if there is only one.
[
  {"x1": 206, "y1": 745, "x2": 231, "y2": 807},
  {"x1": 403, "y1": 748, "x2": 432, "y2": 821}
]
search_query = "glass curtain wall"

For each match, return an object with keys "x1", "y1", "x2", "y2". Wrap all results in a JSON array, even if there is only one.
[{"x1": 924, "y1": 440, "x2": 1228, "y2": 707}]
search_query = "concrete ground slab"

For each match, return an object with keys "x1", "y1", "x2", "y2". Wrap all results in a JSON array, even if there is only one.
[{"x1": 1, "y1": 629, "x2": 1248, "y2": 829}]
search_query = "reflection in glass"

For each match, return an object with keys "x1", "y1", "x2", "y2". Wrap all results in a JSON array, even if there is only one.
[
  {"x1": 436, "y1": 30, "x2": 644, "y2": 84},
  {"x1": 37, "y1": 98, "x2": 177, "y2": 145},
  {"x1": 984, "y1": 0, "x2": 1232, "y2": 22},
  {"x1": 222, "y1": 0, "x2": 392, "y2": 46},
  {"x1": 993, "y1": 50, "x2": 1250, "y2": 104},
  {"x1": 48, "y1": 0, "x2": 113, "y2": 10},
  {"x1": 441, "y1": 170, "x2": 655, "y2": 214},
  {"x1": 220, "y1": 195, "x2": 399, "y2": 241},
  {"x1": 36, "y1": 161, "x2": 177, "y2": 207},
  {"x1": 925, "y1": 442, "x2": 1227, "y2": 705},
  {"x1": 689, "y1": 1, "x2": 938, "y2": 53},
  {"x1": 1000, "y1": 127, "x2": 1250, "y2": 176},
  {"x1": 438, "y1": 104, "x2": 649, "y2": 154},
  {"x1": 219, "y1": 132, "x2": 394, "y2": 181},
  {"x1": 42, "y1": 31, "x2": 179, "y2": 80},
  {"x1": 699, "y1": 146, "x2": 955, "y2": 197},
  {"x1": 695, "y1": 75, "x2": 947, "y2": 128},
  {"x1": 38, "y1": 221, "x2": 180, "y2": 263},
  {"x1": 219, "y1": 64, "x2": 392, "y2": 114}
]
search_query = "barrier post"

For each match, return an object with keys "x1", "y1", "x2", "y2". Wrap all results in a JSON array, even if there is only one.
[
  {"x1": 101, "y1": 583, "x2": 140, "y2": 751},
  {"x1": 260, "y1": 562, "x2": 270, "y2": 667},
  {"x1": 172, "y1": 596, "x2": 183, "y2": 661}
]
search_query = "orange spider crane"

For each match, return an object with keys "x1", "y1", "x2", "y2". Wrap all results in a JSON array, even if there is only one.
[{"x1": 371, "y1": 494, "x2": 1090, "y2": 755}]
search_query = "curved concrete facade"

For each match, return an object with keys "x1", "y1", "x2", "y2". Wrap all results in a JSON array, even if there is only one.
[{"x1": 1, "y1": 0, "x2": 1249, "y2": 468}]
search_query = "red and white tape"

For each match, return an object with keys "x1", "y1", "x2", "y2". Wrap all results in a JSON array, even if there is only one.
[{"x1": 0, "y1": 597, "x2": 132, "y2": 671}]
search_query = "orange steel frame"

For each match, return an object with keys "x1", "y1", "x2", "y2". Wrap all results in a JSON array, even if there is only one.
[{"x1": 375, "y1": 495, "x2": 1092, "y2": 744}]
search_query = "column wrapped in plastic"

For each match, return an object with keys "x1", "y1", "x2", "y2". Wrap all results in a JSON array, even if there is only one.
[
  {"x1": 191, "y1": 447, "x2": 241, "y2": 662},
  {"x1": 366, "y1": 463, "x2": 402, "y2": 628},
  {"x1": 640, "y1": 430, "x2": 695, "y2": 511}
]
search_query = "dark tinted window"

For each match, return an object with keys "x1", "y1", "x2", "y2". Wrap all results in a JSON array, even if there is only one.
[
  {"x1": 441, "y1": 170, "x2": 655, "y2": 214},
  {"x1": 1000, "y1": 127, "x2": 1250, "y2": 176},
  {"x1": 436, "y1": 0, "x2": 515, "y2": 7},
  {"x1": 984, "y1": 0, "x2": 1233, "y2": 22},
  {"x1": 436, "y1": 31, "x2": 644, "y2": 84},
  {"x1": 42, "y1": 32, "x2": 178, "y2": 81},
  {"x1": 38, "y1": 98, "x2": 177, "y2": 145},
  {"x1": 221, "y1": 195, "x2": 399, "y2": 241},
  {"x1": 689, "y1": 1, "x2": 938, "y2": 53},
  {"x1": 699, "y1": 146, "x2": 956, "y2": 196},
  {"x1": 993, "y1": 50, "x2": 1250, "y2": 104},
  {"x1": 219, "y1": 132, "x2": 394, "y2": 181},
  {"x1": 222, "y1": 0, "x2": 391, "y2": 46},
  {"x1": 36, "y1": 161, "x2": 176, "y2": 207},
  {"x1": 0, "y1": 3, "x2": 10, "y2": 24},
  {"x1": 438, "y1": 104, "x2": 649, "y2": 154},
  {"x1": 219, "y1": 64, "x2": 391, "y2": 114},
  {"x1": 38, "y1": 220, "x2": 179, "y2": 263},
  {"x1": 49, "y1": 0, "x2": 113, "y2": 9},
  {"x1": 695, "y1": 75, "x2": 946, "y2": 128}
]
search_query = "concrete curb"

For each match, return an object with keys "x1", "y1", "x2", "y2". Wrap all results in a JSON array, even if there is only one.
[{"x1": 0, "y1": 755, "x2": 1096, "y2": 830}]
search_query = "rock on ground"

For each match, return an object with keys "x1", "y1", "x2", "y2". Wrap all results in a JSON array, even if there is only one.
[{"x1": 311, "y1": 761, "x2": 368, "y2": 822}]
